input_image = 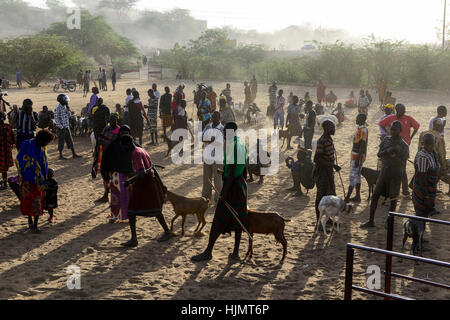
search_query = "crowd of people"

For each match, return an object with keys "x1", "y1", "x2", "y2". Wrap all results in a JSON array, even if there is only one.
[{"x1": 0, "y1": 77, "x2": 448, "y2": 262}]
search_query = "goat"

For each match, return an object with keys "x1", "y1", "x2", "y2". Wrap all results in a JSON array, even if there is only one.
[
  {"x1": 163, "y1": 190, "x2": 209, "y2": 236},
  {"x1": 402, "y1": 219, "x2": 425, "y2": 256},
  {"x1": 315, "y1": 196, "x2": 354, "y2": 237},
  {"x1": 246, "y1": 209, "x2": 290, "y2": 262},
  {"x1": 361, "y1": 167, "x2": 379, "y2": 201},
  {"x1": 278, "y1": 129, "x2": 290, "y2": 149}
]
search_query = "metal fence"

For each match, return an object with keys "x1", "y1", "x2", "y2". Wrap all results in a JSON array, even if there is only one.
[{"x1": 344, "y1": 212, "x2": 450, "y2": 300}]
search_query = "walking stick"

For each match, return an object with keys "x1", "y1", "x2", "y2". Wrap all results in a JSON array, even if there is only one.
[
  {"x1": 334, "y1": 151, "x2": 346, "y2": 199},
  {"x1": 124, "y1": 164, "x2": 165, "y2": 186},
  {"x1": 207, "y1": 178, "x2": 253, "y2": 241}
]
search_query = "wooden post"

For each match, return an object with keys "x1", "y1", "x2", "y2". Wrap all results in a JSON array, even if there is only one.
[
  {"x1": 384, "y1": 213, "x2": 395, "y2": 299},
  {"x1": 344, "y1": 246, "x2": 355, "y2": 300}
]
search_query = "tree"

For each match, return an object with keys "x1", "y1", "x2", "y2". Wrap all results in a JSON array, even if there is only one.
[
  {"x1": 42, "y1": 10, "x2": 140, "y2": 65},
  {"x1": 98, "y1": 0, "x2": 138, "y2": 12},
  {"x1": 0, "y1": 35, "x2": 85, "y2": 87}
]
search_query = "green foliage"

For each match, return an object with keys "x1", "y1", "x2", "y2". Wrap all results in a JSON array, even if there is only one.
[
  {"x1": 42, "y1": 10, "x2": 140, "y2": 66},
  {"x1": 0, "y1": 35, "x2": 86, "y2": 87},
  {"x1": 156, "y1": 29, "x2": 266, "y2": 80}
]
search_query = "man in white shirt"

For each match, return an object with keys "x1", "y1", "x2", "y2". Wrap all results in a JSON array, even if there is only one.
[
  {"x1": 202, "y1": 111, "x2": 224, "y2": 203},
  {"x1": 429, "y1": 105, "x2": 446, "y2": 136}
]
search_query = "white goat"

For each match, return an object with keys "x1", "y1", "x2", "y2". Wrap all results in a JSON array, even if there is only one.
[{"x1": 315, "y1": 195, "x2": 354, "y2": 237}]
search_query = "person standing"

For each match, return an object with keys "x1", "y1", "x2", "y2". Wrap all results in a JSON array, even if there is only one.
[
  {"x1": 207, "y1": 86, "x2": 217, "y2": 112},
  {"x1": 192, "y1": 122, "x2": 248, "y2": 261},
  {"x1": 0, "y1": 112, "x2": 15, "y2": 189},
  {"x1": 250, "y1": 75, "x2": 257, "y2": 102},
  {"x1": 268, "y1": 81, "x2": 277, "y2": 117},
  {"x1": 345, "y1": 114, "x2": 368, "y2": 203},
  {"x1": 314, "y1": 120, "x2": 341, "y2": 222},
  {"x1": 220, "y1": 83, "x2": 233, "y2": 107},
  {"x1": 378, "y1": 104, "x2": 394, "y2": 142},
  {"x1": 160, "y1": 86, "x2": 172, "y2": 138},
  {"x1": 273, "y1": 89, "x2": 285, "y2": 130},
  {"x1": 7, "y1": 104, "x2": 19, "y2": 130},
  {"x1": 303, "y1": 100, "x2": 316, "y2": 150},
  {"x1": 219, "y1": 96, "x2": 235, "y2": 126},
  {"x1": 197, "y1": 91, "x2": 212, "y2": 130},
  {"x1": 379, "y1": 103, "x2": 420, "y2": 196},
  {"x1": 418, "y1": 118, "x2": 446, "y2": 175},
  {"x1": 128, "y1": 90, "x2": 150, "y2": 146},
  {"x1": 16, "y1": 69, "x2": 22, "y2": 89},
  {"x1": 100, "y1": 125, "x2": 134, "y2": 221},
  {"x1": 93, "y1": 98, "x2": 110, "y2": 140},
  {"x1": 316, "y1": 80, "x2": 326, "y2": 104},
  {"x1": 244, "y1": 81, "x2": 253, "y2": 105},
  {"x1": 102, "y1": 69, "x2": 107, "y2": 91},
  {"x1": 202, "y1": 111, "x2": 224, "y2": 203},
  {"x1": 357, "y1": 89, "x2": 370, "y2": 116},
  {"x1": 428, "y1": 105, "x2": 447, "y2": 136},
  {"x1": 77, "y1": 69, "x2": 83, "y2": 90},
  {"x1": 92, "y1": 113, "x2": 120, "y2": 204},
  {"x1": 89, "y1": 87, "x2": 99, "y2": 114},
  {"x1": 16, "y1": 129, "x2": 54, "y2": 233},
  {"x1": 97, "y1": 68, "x2": 103, "y2": 90},
  {"x1": 83, "y1": 71, "x2": 90, "y2": 97},
  {"x1": 54, "y1": 94, "x2": 80, "y2": 160},
  {"x1": 377, "y1": 80, "x2": 387, "y2": 107},
  {"x1": 16, "y1": 99, "x2": 38, "y2": 151},
  {"x1": 147, "y1": 89, "x2": 159, "y2": 145},
  {"x1": 285, "y1": 95, "x2": 302, "y2": 150},
  {"x1": 412, "y1": 134, "x2": 440, "y2": 218},
  {"x1": 111, "y1": 69, "x2": 117, "y2": 91},
  {"x1": 361, "y1": 121, "x2": 409, "y2": 228}
]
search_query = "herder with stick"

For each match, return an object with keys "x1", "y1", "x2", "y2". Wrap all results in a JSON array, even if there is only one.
[{"x1": 192, "y1": 122, "x2": 248, "y2": 262}]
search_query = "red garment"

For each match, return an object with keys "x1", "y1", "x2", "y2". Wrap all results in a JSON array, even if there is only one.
[
  {"x1": 317, "y1": 82, "x2": 326, "y2": 102},
  {"x1": 127, "y1": 147, "x2": 163, "y2": 216},
  {"x1": 20, "y1": 183, "x2": 43, "y2": 217},
  {"x1": 0, "y1": 123, "x2": 14, "y2": 172},
  {"x1": 378, "y1": 114, "x2": 420, "y2": 145}
]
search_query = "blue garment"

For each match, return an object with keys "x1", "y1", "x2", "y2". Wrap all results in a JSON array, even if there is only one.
[{"x1": 16, "y1": 139, "x2": 48, "y2": 188}]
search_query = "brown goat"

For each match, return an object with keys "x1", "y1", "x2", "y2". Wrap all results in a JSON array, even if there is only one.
[
  {"x1": 164, "y1": 190, "x2": 210, "y2": 236},
  {"x1": 246, "y1": 209, "x2": 290, "y2": 262},
  {"x1": 278, "y1": 129, "x2": 290, "y2": 149}
]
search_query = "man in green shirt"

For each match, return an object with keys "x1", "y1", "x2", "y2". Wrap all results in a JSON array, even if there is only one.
[{"x1": 192, "y1": 122, "x2": 248, "y2": 262}]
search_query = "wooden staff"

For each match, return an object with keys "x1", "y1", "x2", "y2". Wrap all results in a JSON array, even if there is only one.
[
  {"x1": 334, "y1": 151, "x2": 346, "y2": 199},
  {"x1": 207, "y1": 178, "x2": 253, "y2": 240},
  {"x1": 125, "y1": 164, "x2": 165, "y2": 186}
]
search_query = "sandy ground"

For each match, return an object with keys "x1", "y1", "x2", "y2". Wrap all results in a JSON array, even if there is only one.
[{"x1": 0, "y1": 78, "x2": 449, "y2": 300}]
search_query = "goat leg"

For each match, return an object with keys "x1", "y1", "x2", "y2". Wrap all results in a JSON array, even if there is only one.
[
  {"x1": 170, "y1": 215, "x2": 179, "y2": 232},
  {"x1": 181, "y1": 215, "x2": 186, "y2": 236}
]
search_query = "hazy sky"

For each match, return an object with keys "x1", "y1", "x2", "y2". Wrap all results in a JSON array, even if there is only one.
[{"x1": 26, "y1": 0, "x2": 446, "y2": 44}]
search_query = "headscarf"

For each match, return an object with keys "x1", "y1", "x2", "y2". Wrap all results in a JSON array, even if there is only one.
[{"x1": 100, "y1": 126, "x2": 135, "y2": 179}]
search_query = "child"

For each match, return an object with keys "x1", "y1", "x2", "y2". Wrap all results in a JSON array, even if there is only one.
[
  {"x1": 285, "y1": 147, "x2": 314, "y2": 196},
  {"x1": 332, "y1": 103, "x2": 345, "y2": 124},
  {"x1": 247, "y1": 139, "x2": 270, "y2": 184},
  {"x1": 44, "y1": 168, "x2": 58, "y2": 223},
  {"x1": 147, "y1": 89, "x2": 158, "y2": 145}
]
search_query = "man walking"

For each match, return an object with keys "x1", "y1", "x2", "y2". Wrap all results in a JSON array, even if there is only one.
[{"x1": 54, "y1": 94, "x2": 81, "y2": 160}]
